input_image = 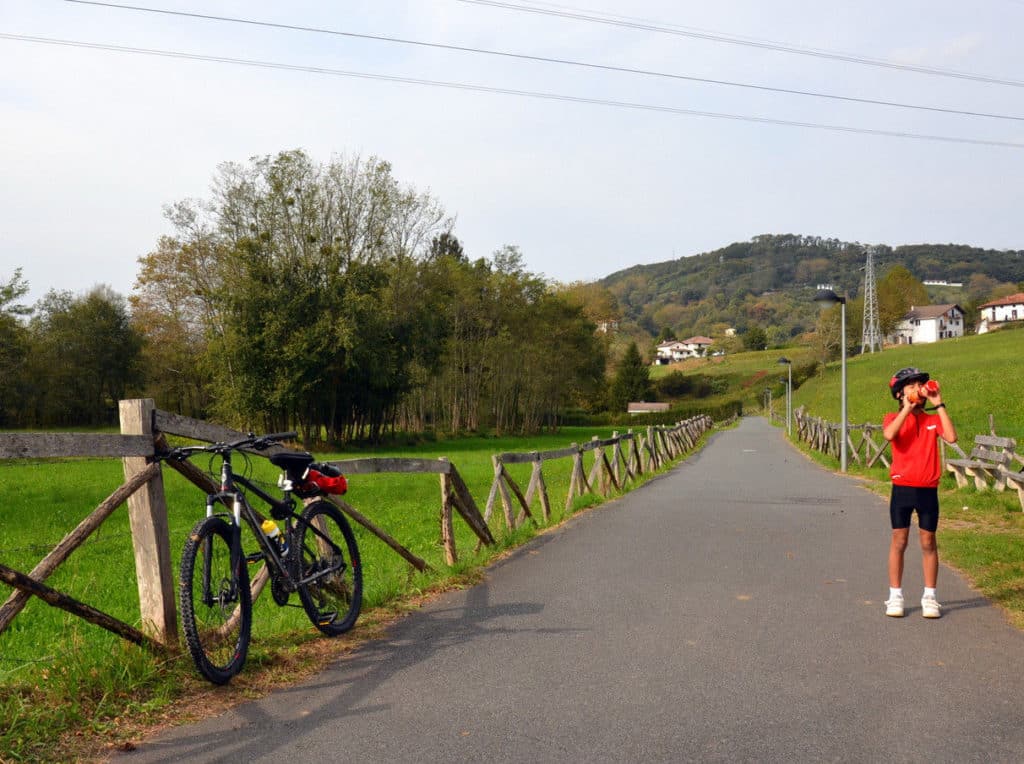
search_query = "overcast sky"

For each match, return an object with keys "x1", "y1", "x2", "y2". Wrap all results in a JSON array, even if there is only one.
[{"x1": 3, "y1": 0, "x2": 1023, "y2": 306}]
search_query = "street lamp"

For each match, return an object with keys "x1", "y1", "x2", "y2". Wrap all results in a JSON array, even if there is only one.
[
  {"x1": 777, "y1": 357, "x2": 792, "y2": 437},
  {"x1": 813, "y1": 289, "x2": 847, "y2": 472}
]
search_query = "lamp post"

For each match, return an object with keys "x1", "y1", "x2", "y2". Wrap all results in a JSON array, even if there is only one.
[
  {"x1": 777, "y1": 357, "x2": 792, "y2": 437},
  {"x1": 813, "y1": 289, "x2": 847, "y2": 472}
]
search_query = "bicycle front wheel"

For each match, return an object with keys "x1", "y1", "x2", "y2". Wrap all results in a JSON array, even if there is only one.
[
  {"x1": 179, "y1": 516, "x2": 252, "y2": 684},
  {"x1": 296, "y1": 500, "x2": 362, "y2": 636}
]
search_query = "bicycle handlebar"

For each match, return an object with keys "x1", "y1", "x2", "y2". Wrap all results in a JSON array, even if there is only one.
[{"x1": 160, "y1": 431, "x2": 298, "y2": 461}]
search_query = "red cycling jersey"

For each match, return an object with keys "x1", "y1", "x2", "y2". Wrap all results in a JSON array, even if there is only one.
[{"x1": 884, "y1": 409, "x2": 946, "y2": 488}]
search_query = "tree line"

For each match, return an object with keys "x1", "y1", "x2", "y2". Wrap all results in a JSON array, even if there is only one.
[{"x1": 1, "y1": 150, "x2": 608, "y2": 441}]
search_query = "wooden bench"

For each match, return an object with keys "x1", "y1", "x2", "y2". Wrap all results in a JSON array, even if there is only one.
[
  {"x1": 1001, "y1": 468, "x2": 1024, "y2": 512},
  {"x1": 946, "y1": 435, "x2": 1018, "y2": 491}
]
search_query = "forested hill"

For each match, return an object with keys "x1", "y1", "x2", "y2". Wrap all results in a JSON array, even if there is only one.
[{"x1": 598, "y1": 233, "x2": 1024, "y2": 339}]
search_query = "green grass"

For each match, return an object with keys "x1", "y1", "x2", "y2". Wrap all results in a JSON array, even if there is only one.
[{"x1": 0, "y1": 425, "x2": 703, "y2": 761}]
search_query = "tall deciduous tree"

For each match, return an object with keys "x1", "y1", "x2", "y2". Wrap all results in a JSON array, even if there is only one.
[{"x1": 878, "y1": 265, "x2": 929, "y2": 335}]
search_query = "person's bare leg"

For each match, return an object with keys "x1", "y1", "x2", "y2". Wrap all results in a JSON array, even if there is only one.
[
  {"x1": 920, "y1": 529, "x2": 938, "y2": 589},
  {"x1": 889, "y1": 528, "x2": 910, "y2": 587}
]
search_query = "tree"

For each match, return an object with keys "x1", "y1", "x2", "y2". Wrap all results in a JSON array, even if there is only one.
[
  {"x1": 610, "y1": 342, "x2": 651, "y2": 412},
  {"x1": 742, "y1": 326, "x2": 768, "y2": 351},
  {"x1": 877, "y1": 265, "x2": 929, "y2": 335},
  {"x1": 428, "y1": 231, "x2": 465, "y2": 261},
  {"x1": 139, "y1": 149, "x2": 453, "y2": 442},
  {"x1": 0, "y1": 269, "x2": 32, "y2": 426},
  {"x1": 26, "y1": 287, "x2": 144, "y2": 426}
]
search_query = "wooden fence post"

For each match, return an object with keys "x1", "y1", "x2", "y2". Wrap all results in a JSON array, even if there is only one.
[
  {"x1": 439, "y1": 467, "x2": 457, "y2": 565},
  {"x1": 119, "y1": 399, "x2": 178, "y2": 645}
]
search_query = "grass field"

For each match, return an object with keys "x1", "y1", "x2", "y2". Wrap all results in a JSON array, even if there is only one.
[{"x1": 0, "y1": 425, "x2": 702, "y2": 761}]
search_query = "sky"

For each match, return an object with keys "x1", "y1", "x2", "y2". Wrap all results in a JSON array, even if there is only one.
[{"x1": 3, "y1": 0, "x2": 1024, "y2": 306}]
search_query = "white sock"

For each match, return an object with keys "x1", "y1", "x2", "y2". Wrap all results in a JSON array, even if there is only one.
[
  {"x1": 889, "y1": 587, "x2": 903, "y2": 600},
  {"x1": 923, "y1": 587, "x2": 937, "y2": 599}
]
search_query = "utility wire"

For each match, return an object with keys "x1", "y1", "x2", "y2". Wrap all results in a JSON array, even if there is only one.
[
  {"x1": 4, "y1": 33, "x2": 1022, "y2": 149},
  {"x1": 459, "y1": 0, "x2": 1024, "y2": 89},
  {"x1": 58, "y1": 0, "x2": 1024, "y2": 122}
]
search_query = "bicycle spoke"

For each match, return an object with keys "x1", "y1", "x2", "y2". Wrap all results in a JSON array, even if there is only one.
[{"x1": 296, "y1": 501, "x2": 362, "y2": 636}]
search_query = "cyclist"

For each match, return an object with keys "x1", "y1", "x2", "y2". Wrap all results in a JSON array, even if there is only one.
[{"x1": 882, "y1": 367, "x2": 957, "y2": 619}]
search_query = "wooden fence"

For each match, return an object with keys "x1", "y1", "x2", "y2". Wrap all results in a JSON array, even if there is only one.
[
  {"x1": 483, "y1": 416, "x2": 713, "y2": 534},
  {"x1": 0, "y1": 401, "x2": 715, "y2": 653},
  {"x1": 789, "y1": 406, "x2": 1018, "y2": 474}
]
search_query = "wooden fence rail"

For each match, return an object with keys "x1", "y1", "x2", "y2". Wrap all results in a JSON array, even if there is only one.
[
  {"x1": 0, "y1": 402, "x2": 715, "y2": 654},
  {"x1": 483, "y1": 416, "x2": 714, "y2": 535},
  {"x1": 790, "y1": 406, "x2": 1019, "y2": 477}
]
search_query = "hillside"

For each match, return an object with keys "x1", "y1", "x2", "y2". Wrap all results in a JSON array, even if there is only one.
[
  {"x1": 792, "y1": 325, "x2": 1024, "y2": 442},
  {"x1": 598, "y1": 234, "x2": 1024, "y2": 342}
]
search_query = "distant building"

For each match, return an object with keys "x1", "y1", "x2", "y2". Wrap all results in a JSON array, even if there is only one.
[
  {"x1": 654, "y1": 336, "x2": 714, "y2": 364},
  {"x1": 627, "y1": 401, "x2": 670, "y2": 415},
  {"x1": 596, "y1": 319, "x2": 619, "y2": 334},
  {"x1": 977, "y1": 292, "x2": 1024, "y2": 334},
  {"x1": 887, "y1": 304, "x2": 964, "y2": 345},
  {"x1": 923, "y1": 280, "x2": 963, "y2": 287}
]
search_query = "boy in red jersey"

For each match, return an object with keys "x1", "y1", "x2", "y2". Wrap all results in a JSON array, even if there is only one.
[{"x1": 882, "y1": 367, "x2": 957, "y2": 618}]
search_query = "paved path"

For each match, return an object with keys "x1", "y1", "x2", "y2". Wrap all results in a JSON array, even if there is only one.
[{"x1": 121, "y1": 418, "x2": 1024, "y2": 762}]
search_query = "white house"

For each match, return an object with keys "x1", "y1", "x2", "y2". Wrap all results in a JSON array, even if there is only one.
[
  {"x1": 977, "y1": 292, "x2": 1024, "y2": 334},
  {"x1": 654, "y1": 336, "x2": 714, "y2": 364},
  {"x1": 887, "y1": 304, "x2": 964, "y2": 345}
]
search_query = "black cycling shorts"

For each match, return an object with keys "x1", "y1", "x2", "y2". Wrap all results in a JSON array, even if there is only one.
[{"x1": 889, "y1": 485, "x2": 940, "y2": 532}]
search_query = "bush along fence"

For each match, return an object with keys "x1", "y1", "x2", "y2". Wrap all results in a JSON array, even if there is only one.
[
  {"x1": 0, "y1": 400, "x2": 714, "y2": 654},
  {"x1": 789, "y1": 406, "x2": 1023, "y2": 510}
]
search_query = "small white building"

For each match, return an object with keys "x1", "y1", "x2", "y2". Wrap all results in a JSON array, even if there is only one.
[
  {"x1": 887, "y1": 304, "x2": 964, "y2": 345},
  {"x1": 977, "y1": 292, "x2": 1024, "y2": 334},
  {"x1": 654, "y1": 336, "x2": 714, "y2": 364}
]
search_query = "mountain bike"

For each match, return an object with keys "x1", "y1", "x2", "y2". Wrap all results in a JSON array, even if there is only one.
[{"x1": 159, "y1": 432, "x2": 361, "y2": 684}]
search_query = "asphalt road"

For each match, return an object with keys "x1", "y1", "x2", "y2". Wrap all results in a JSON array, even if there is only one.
[{"x1": 120, "y1": 417, "x2": 1024, "y2": 763}]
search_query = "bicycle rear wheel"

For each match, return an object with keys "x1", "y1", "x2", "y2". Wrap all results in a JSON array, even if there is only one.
[
  {"x1": 179, "y1": 516, "x2": 251, "y2": 684},
  {"x1": 296, "y1": 500, "x2": 362, "y2": 636}
]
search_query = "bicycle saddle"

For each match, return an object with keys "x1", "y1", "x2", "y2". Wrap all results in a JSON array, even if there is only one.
[{"x1": 269, "y1": 451, "x2": 314, "y2": 481}]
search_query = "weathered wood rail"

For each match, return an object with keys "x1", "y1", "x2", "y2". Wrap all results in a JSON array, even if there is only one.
[
  {"x1": 791, "y1": 406, "x2": 1024, "y2": 510},
  {"x1": 0, "y1": 402, "x2": 718, "y2": 654},
  {"x1": 793, "y1": 407, "x2": 891, "y2": 469},
  {"x1": 483, "y1": 416, "x2": 714, "y2": 533}
]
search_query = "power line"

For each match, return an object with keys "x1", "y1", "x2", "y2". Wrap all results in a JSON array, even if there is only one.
[
  {"x1": 59, "y1": 0, "x2": 1024, "y2": 122},
  {"x1": 459, "y1": 0, "x2": 1024, "y2": 89},
  {"x1": 4, "y1": 33, "x2": 1023, "y2": 149}
]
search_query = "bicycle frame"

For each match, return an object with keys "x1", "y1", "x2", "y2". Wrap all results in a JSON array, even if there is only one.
[{"x1": 205, "y1": 450, "x2": 346, "y2": 594}]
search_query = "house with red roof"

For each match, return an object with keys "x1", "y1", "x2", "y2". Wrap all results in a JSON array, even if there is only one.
[{"x1": 977, "y1": 292, "x2": 1024, "y2": 334}]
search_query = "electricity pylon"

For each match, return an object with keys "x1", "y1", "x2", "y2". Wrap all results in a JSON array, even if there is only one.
[{"x1": 861, "y1": 247, "x2": 883, "y2": 353}]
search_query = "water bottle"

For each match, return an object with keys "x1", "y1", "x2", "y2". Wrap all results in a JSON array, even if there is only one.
[{"x1": 261, "y1": 519, "x2": 288, "y2": 555}]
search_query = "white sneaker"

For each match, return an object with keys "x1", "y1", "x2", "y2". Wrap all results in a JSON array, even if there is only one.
[
  {"x1": 885, "y1": 594, "x2": 905, "y2": 617},
  {"x1": 921, "y1": 594, "x2": 942, "y2": 619}
]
